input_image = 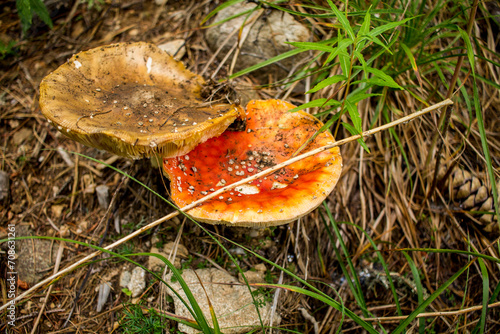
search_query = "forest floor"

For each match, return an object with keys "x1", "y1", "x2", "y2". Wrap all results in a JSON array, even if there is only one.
[{"x1": 1, "y1": 0, "x2": 499, "y2": 333}]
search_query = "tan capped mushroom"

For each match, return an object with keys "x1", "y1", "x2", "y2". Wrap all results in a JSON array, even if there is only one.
[
  {"x1": 163, "y1": 99, "x2": 342, "y2": 227},
  {"x1": 39, "y1": 42, "x2": 243, "y2": 159}
]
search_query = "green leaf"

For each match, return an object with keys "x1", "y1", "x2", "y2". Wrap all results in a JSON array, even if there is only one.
[
  {"x1": 354, "y1": 50, "x2": 367, "y2": 71},
  {"x1": 288, "y1": 41, "x2": 336, "y2": 53},
  {"x1": 325, "y1": 37, "x2": 353, "y2": 64},
  {"x1": 472, "y1": 258, "x2": 488, "y2": 334},
  {"x1": 400, "y1": 43, "x2": 422, "y2": 86},
  {"x1": 227, "y1": 48, "x2": 305, "y2": 80},
  {"x1": 358, "y1": 7, "x2": 371, "y2": 38},
  {"x1": 402, "y1": 252, "x2": 425, "y2": 334},
  {"x1": 347, "y1": 92, "x2": 380, "y2": 104},
  {"x1": 345, "y1": 99, "x2": 362, "y2": 133},
  {"x1": 458, "y1": 27, "x2": 475, "y2": 75},
  {"x1": 368, "y1": 17, "x2": 413, "y2": 38},
  {"x1": 16, "y1": 0, "x2": 32, "y2": 34},
  {"x1": 338, "y1": 51, "x2": 351, "y2": 77},
  {"x1": 287, "y1": 98, "x2": 341, "y2": 113},
  {"x1": 342, "y1": 122, "x2": 370, "y2": 153},
  {"x1": 306, "y1": 75, "x2": 346, "y2": 94},
  {"x1": 367, "y1": 35, "x2": 393, "y2": 54},
  {"x1": 322, "y1": 205, "x2": 369, "y2": 317},
  {"x1": 326, "y1": 0, "x2": 355, "y2": 40},
  {"x1": 30, "y1": 0, "x2": 53, "y2": 28},
  {"x1": 392, "y1": 261, "x2": 473, "y2": 334},
  {"x1": 356, "y1": 66, "x2": 403, "y2": 89}
]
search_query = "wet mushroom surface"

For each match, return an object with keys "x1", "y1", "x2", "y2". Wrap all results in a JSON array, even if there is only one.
[
  {"x1": 163, "y1": 99, "x2": 343, "y2": 226},
  {"x1": 39, "y1": 42, "x2": 242, "y2": 159}
]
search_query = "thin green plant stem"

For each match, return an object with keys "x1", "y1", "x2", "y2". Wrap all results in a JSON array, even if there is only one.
[
  {"x1": 392, "y1": 261, "x2": 474, "y2": 334},
  {"x1": 472, "y1": 258, "x2": 489, "y2": 334},
  {"x1": 321, "y1": 203, "x2": 369, "y2": 317},
  {"x1": 402, "y1": 251, "x2": 425, "y2": 333}
]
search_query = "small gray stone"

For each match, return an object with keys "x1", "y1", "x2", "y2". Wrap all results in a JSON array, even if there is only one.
[
  {"x1": 158, "y1": 40, "x2": 186, "y2": 59},
  {"x1": 16, "y1": 225, "x2": 57, "y2": 286},
  {"x1": 95, "y1": 184, "x2": 109, "y2": 209},
  {"x1": 97, "y1": 282, "x2": 111, "y2": 312},
  {"x1": 0, "y1": 171, "x2": 9, "y2": 202},
  {"x1": 128, "y1": 267, "x2": 146, "y2": 298},
  {"x1": 167, "y1": 268, "x2": 280, "y2": 334},
  {"x1": 119, "y1": 270, "x2": 131, "y2": 288},
  {"x1": 238, "y1": 270, "x2": 265, "y2": 284},
  {"x1": 205, "y1": 2, "x2": 311, "y2": 82}
]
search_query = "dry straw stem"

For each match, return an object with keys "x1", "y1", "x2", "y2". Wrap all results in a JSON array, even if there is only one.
[
  {"x1": 0, "y1": 99, "x2": 453, "y2": 312},
  {"x1": 358, "y1": 300, "x2": 500, "y2": 323}
]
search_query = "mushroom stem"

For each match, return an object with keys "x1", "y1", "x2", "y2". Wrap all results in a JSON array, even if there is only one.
[
  {"x1": 150, "y1": 155, "x2": 162, "y2": 169},
  {"x1": 0, "y1": 98, "x2": 453, "y2": 311}
]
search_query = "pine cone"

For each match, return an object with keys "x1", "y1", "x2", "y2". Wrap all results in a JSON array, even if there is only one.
[{"x1": 449, "y1": 168, "x2": 499, "y2": 232}]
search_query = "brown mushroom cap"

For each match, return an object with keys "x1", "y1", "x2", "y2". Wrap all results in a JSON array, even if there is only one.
[
  {"x1": 39, "y1": 42, "x2": 242, "y2": 159},
  {"x1": 163, "y1": 99, "x2": 343, "y2": 227}
]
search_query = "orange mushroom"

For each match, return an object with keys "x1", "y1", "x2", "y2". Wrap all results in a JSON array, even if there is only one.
[
  {"x1": 39, "y1": 42, "x2": 242, "y2": 159},
  {"x1": 163, "y1": 99, "x2": 342, "y2": 226}
]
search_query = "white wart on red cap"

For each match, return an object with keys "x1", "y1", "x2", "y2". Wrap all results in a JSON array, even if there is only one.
[
  {"x1": 163, "y1": 99, "x2": 343, "y2": 227},
  {"x1": 39, "y1": 42, "x2": 243, "y2": 159}
]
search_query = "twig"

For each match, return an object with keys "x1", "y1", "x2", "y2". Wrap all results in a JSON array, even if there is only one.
[
  {"x1": 299, "y1": 307, "x2": 320, "y2": 334},
  {"x1": 0, "y1": 99, "x2": 453, "y2": 312},
  {"x1": 356, "y1": 300, "x2": 500, "y2": 323}
]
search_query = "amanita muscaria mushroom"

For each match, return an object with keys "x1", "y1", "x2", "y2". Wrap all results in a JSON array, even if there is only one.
[
  {"x1": 39, "y1": 42, "x2": 243, "y2": 159},
  {"x1": 163, "y1": 99, "x2": 343, "y2": 226}
]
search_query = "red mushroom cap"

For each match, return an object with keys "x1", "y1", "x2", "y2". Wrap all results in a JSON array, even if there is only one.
[{"x1": 163, "y1": 99, "x2": 342, "y2": 226}]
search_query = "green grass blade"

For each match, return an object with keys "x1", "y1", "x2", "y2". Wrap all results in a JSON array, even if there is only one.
[
  {"x1": 7, "y1": 236, "x2": 211, "y2": 332},
  {"x1": 29, "y1": 0, "x2": 53, "y2": 28},
  {"x1": 340, "y1": 221, "x2": 403, "y2": 317},
  {"x1": 356, "y1": 66, "x2": 403, "y2": 89},
  {"x1": 306, "y1": 75, "x2": 346, "y2": 94},
  {"x1": 397, "y1": 248, "x2": 500, "y2": 264},
  {"x1": 342, "y1": 122, "x2": 370, "y2": 152},
  {"x1": 16, "y1": 0, "x2": 32, "y2": 34},
  {"x1": 288, "y1": 41, "x2": 337, "y2": 53},
  {"x1": 326, "y1": 0, "x2": 355, "y2": 39},
  {"x1": 287, "y1": 98, "x2": 341, "y2": 113},
  {"x1": 322, "y1": 203, "x2": 369, "y2": 317},
  {"x1": 490, "y1": 279, "x2": 500, "y2": 303},
  {"x1": 345, "y1": 99, "x2": 362, "y2": 133},
  {"x1": 252, "y1": 283, "x2": 378, "y2": 334},
  {"x1": 400, "y1": 43, "x2": 422, "y2": 86},
  {"x1": 358, "y1": 7, "x2": 371, "y2": 38},
  {"x1": 392, "y1": 261, "x2": 473, "y2": 334},
  {"x1": 213, "y1": 234, "x2": 377, "y2": 332},
  {"x1": 464, "y1": 40, "x2": 500, "y2": 233},
  {"x1": 201, "y1": 0, "x2": 245, "y2": 25},
  {"x1": 472, "y1": 258, "x2": 488, "y2": 334},
  {"x1": 402, "y1": 252, "x2": 425, "y2": 334},
  {"x1": 227, "y1": 48, "x2": 306, "y2": 80},
  {"x1": 368, "y1": 17, "x2": 413, "y2": 38}
]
